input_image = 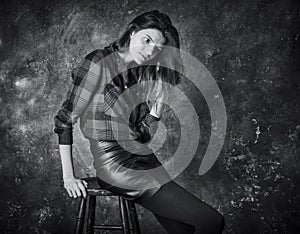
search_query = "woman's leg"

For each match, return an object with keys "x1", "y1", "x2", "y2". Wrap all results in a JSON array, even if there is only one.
[
  {"x1": 154, "y1": 214, "x2": 196, "y2": 234},
  {"x1": 138, "y1": 181, "x2": 225, "y2": 234}
]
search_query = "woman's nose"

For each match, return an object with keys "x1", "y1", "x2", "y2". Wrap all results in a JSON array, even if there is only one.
[{"x1": 144, "y1": 45, "x2": 156, "y2": 57}]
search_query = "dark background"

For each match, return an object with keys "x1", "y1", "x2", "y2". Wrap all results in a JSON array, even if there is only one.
[{"x1": 0, "y1": 0, "x2": 299, "y2": 233}]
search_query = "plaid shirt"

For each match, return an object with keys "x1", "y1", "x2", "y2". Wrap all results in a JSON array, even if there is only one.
[{"x1": 54, "y1": 45, "x2": 159, "y2": 145}]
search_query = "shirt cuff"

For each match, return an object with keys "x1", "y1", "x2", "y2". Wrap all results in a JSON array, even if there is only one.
[
  {"x1": 144, "y1": 113, "x2": 160, "y2": 127},
  {"x1": 54, "y1": 127, "x2": 73, "y2": 145}
]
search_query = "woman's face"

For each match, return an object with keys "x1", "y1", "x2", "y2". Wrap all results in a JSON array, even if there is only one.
[{"x1": 129, "y1": 28, "x2": 165, "y2": 64}]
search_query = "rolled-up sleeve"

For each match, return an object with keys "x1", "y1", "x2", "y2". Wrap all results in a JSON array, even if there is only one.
[
  {"x1": 54, "y1": 50, "x2": 103, "y2": 144},
  {"x1": 135, "y1": 113, "x2": 160, "y2": 143},
  {"x1": 131, "y1": 100, "x2": 161, "y2": 144}
]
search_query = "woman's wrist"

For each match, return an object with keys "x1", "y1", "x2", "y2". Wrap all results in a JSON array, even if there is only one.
[
  {"x1": 63, "y1": 174, "x2": 75, "y2": 180},
  {"x1": 150, "y1": 108, "x2": 160, "y2": 119}
]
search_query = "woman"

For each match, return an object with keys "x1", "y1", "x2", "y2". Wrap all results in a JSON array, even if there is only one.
[{"x1": 54, "y1": 10, "x2": 225, "y2": 234}]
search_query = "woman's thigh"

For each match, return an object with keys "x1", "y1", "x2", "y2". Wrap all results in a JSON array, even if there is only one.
[{"x1": 138, "y1": 181, "x2": 225, "y2": 234}]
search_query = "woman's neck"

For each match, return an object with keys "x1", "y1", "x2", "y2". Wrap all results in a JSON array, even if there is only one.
[{"x1": 117, "y1": 48, "x2": 133, "y2": 65}]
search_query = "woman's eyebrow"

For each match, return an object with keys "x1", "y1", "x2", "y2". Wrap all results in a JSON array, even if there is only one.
[
  {"x1": 145, "y1": 34, "x2": 163, "y2": 49},
  {"x1": 145, "y1": 34, "x2": 154, "y2": 42}
]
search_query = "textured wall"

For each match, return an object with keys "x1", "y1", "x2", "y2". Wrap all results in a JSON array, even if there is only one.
[{"x1": 0, "y1": 0, "x2": 299, "y2": 233}]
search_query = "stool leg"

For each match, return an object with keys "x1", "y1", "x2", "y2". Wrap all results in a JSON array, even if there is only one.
[
  {"x1": 125, "y1": 200, "x2": 141, "y2": 234},
  {"x1": 119, "y1": 196, "x2": 130, "y2": 234},
  {"x1": 124, "y1": 200, "x2": 133, "y2": 232},
  {"x1": 75, "y1": 197, "x2": 87, "y2": 234},
  {"x1": 86, "y1": 195, "x2": 96, "y2": 234}
]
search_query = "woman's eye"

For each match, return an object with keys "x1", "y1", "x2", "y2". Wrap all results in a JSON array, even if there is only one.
[{"x1": 144, "y1": 37, "x2": 150, "y2": 44}]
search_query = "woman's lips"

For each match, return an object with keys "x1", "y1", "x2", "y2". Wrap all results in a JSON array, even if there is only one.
[{"x1": 139, "y1": 53, "x2": 147, "y2": 61}]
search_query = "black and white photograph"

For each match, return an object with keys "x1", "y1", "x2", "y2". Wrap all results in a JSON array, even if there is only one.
[{"x1": 0, "y1": 0, "x2": 299, "y2": 233}]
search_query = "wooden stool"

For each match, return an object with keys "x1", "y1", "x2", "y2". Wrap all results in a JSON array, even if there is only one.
[{"x1": 74, "y1": 177, "x2": 141, "y2": 234}]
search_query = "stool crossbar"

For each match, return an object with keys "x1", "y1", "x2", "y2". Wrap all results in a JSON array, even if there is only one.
[{"x1": 74, "y1": 177, "x2": 141, "y2": 234}]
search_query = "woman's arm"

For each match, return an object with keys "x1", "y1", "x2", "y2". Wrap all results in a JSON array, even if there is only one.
[
  {"x1": 59, "y1": 145, "x2": 87, "y2": 198},
  {"x1": 54, "y1": 50, "x2": 104, "y2": 197},
  {"x1": 134, "y1": 81, "x2": 166, "y2": 143}
]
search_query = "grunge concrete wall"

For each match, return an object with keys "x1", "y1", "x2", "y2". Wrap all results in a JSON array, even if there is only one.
[{"x1": 0, "y1": 0, "x2": 299, "y2": 233}]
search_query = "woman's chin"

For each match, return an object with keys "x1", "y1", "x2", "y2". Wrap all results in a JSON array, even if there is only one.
[{"x1": 134, "y1": 58, "x2": 144, "y2": 65}]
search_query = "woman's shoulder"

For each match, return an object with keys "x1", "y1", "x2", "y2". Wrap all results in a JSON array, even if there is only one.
[
  {"x1": 71, "y1": 46, "x2": 115, "y2": 79},
  {"x1": 84, "y1": 46, "x2": 114, "y2": 63}
]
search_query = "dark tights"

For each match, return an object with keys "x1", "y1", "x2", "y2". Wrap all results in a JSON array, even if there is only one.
[{"x1": 138, "y1": 181, "x2": 225, "y2": 234}]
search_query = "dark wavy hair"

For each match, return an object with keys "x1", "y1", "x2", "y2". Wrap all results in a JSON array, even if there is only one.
[{"x1": 111, "y1": 10, "x2": 183, "y2": 105}]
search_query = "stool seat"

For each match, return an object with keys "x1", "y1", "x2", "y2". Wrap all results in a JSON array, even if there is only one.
[
  {"x1": 83, "y1": 177, "x2": 115, "y2": 196},
  {"x1": 74, "y1": 177, "x2": 141, "y2": 234}
]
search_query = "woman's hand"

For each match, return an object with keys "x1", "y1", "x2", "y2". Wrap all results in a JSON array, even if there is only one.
[
  {"x1": 150, "y1": 100, "x2": 164, "y2": 118},
  {"x1": 150, "y1": 79, "x2": 165, "y2": 118},
  {"x1": 63, "y1": 177, "x2": 88, "y2": 199}
]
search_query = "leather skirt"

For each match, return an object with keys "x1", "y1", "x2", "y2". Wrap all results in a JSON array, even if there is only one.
[{"x1": 89, "y1": 139, "x2": 171, "y2": 203}]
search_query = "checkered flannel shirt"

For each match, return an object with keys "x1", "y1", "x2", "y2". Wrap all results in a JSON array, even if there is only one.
[{"x1": 53, "y1": 45, "x2": 159, "y2": 145}]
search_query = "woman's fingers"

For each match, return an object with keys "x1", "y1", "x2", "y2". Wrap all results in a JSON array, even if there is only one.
[
  {"x1": 155, "y1": 80, "x2": 163, "y2": 98},
  {"x1": 82, "y1": 180, "x2": 88, "y2": 188},
  {"x1": 149, "y1": 79, "x2": 166, "y2": 118},
  {"x1": 77, "y1": 182, "x2": 87, "y2": 198},
  {"x1": 70, "y1": 188, "x2": 78, "y2": 198},
  {"x1": 151, "y1": 80, "x2": 162, "y2": 99},
  {"x1": 156, "y1": 102, "x2": 164, "y2": 114},
  {"x1": 64, "y1": 178, "x2": 87, "y2": 199},
  {"x1": 66, "y1": 189, "x2": 73, "y2": 198},
  {"x1": 74, "y1": 185, "x2": 82, "y2": 198}
]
